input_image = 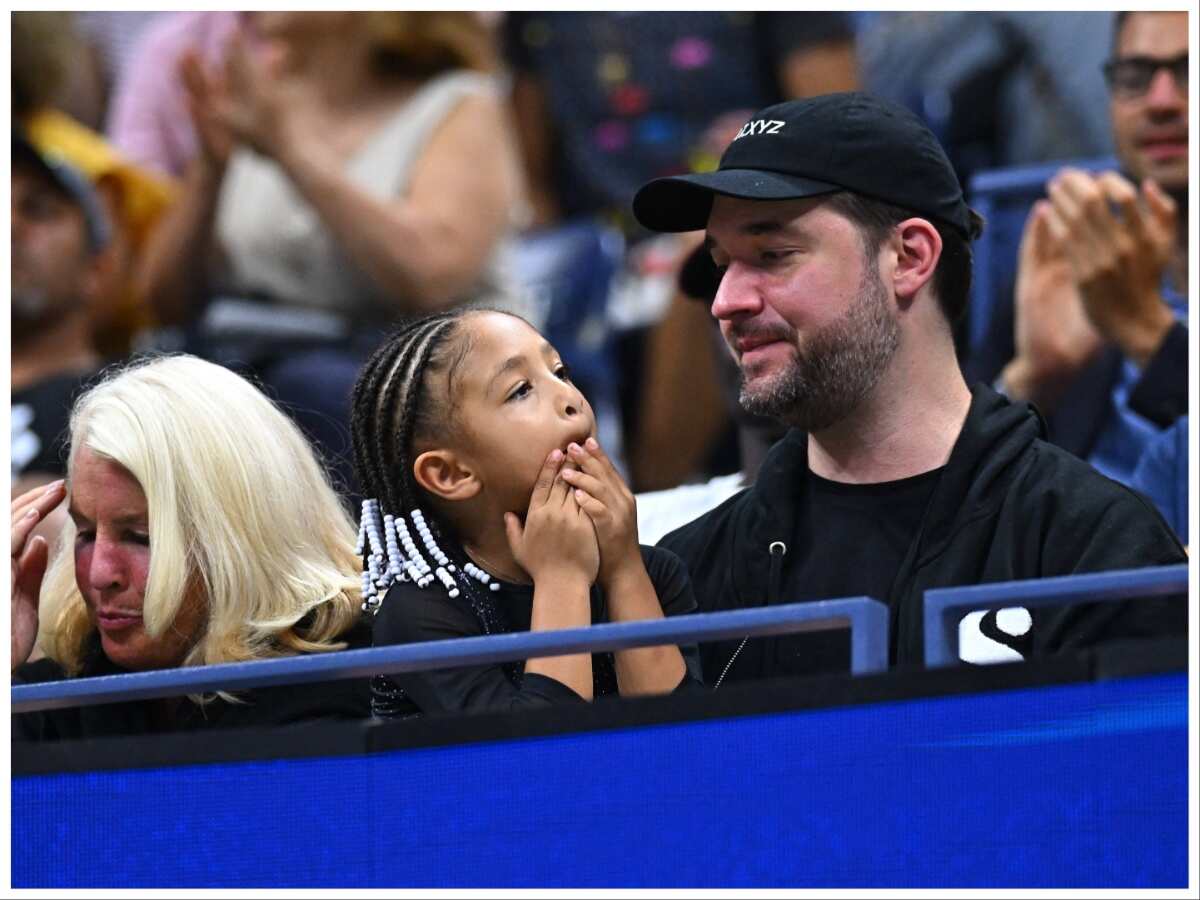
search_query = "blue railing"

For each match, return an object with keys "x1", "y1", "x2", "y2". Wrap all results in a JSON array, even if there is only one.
[
  {"x1": 12, "y1": 597, "x2": 889, "y2": 713},
  {"x1": 923, "y1": 564, "x2": 1188, "y2": 668}
]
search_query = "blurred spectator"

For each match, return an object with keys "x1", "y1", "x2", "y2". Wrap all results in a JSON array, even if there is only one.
[
  {"x1": 107, "y1": 12, "x2": 239, "y2": 179},
  {"x1": 11, "y1": 132, "x2": 108, "y2": 498},
  {"x1": 58, "y1": 11, "x2": 165, "y2": 131},
  {"x1": 992, "y1": 10, "x2": 1187, "y2": 487},
  {"x1": 860, "y1": 12, "x2": 1116, "y2": 183},
  {"x1": 13, "y1": 11, "x2": 177, "y2": 357},
  {"x1": 505, "y1": 11, "x2": 857, "y2": 236},
  {"x1": 12, "y1": 131, "x2": 117, "y2": 662},
  {"x1": 135, "y1": 12, "x2": 531, "y2": 495},
  {"x1": 501, "y1": 12, "x2": 858, "y2": 490}
]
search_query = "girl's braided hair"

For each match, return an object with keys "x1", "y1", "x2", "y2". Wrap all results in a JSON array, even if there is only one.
[{"x1": 351, "y1": 308, "x2": 481, "y2": 524}]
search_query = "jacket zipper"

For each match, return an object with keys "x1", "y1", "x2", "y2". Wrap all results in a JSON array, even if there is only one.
[{"x1": 714, "y1": 541, "x2": 787, "y2": 690}]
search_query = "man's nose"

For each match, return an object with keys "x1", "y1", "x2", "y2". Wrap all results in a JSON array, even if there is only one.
[
  {"x1": 710, "y1": 261, "x2": 763, "y2": 321},
  {"x1": 1145, "y1": 66, "x2": 1186, "y2": 110}
]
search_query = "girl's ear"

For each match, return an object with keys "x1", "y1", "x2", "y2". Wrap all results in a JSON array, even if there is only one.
[{"x1": 412, "y1": 450, "x2": 480, "y2": 502}]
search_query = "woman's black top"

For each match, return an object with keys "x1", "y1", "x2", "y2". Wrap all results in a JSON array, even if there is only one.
[
  {"x1": 11, "y1": 618, "x2": 373, "y2": 741},
  {"x1": 371, "y1": 545, "x2": 704, "y2": 716}
]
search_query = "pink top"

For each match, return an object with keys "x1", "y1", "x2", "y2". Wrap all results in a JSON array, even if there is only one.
[{"x1": 106, "y1": 11, "x2": 239, "y2": 179}]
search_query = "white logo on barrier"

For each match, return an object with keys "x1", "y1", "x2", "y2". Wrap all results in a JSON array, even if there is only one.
[{"x1": 958, "y1": 607, "x2": 1032, "y2": 664}]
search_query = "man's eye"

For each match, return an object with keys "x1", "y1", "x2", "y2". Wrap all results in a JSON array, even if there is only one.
[
  {"x1": 127, "y1": 532, "x2": 151, "y2": 546},
  {"x1": 75, "y1": 530, "x2": 95, "y2": 544}
]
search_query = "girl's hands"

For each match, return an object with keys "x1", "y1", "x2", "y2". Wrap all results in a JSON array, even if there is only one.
[
  {"x1": 505, "y1": 450, "x2": 600, "y2": 588},
  {"x1": 560, "y1": 438, "x2": 641, "y2": 586},
  {"x1": 11, "y1": 480, "x2": 66, "y2": 672}
]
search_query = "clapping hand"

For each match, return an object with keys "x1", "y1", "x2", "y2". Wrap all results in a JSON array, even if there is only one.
[
  {"x1": 1006, "y1": 196, "x2": 1105, "y2": 407},
  {"x1": 178, "y1": 26, "x2": 295, "y2": 164},
  {"x1": 1043, "y1": 169, "x2": 1178, "y2": 367},
  {"x1": 179, "y1": 49, "x2": 234, "y2": 167}
]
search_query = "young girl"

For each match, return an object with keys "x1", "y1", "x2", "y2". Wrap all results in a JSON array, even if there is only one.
[{"x1": 351, "y1": 308, "x2": 703, "y2": 715}]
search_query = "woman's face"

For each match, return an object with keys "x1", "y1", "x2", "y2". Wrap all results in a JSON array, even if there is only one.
[
  {"x1": 69, "y1": 447, "x2": 204, "y2": 671},
  {"x1": 446, "y1": 313, "x2": 597, "y2": 514}
]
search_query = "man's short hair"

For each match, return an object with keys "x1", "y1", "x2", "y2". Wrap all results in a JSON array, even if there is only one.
[
  {"x1": 1112, "y1": 10, "x2": 1130, "y2": 54},
  {"x1": 822, "y1": 192, "x2": 984, "y2": 326}
]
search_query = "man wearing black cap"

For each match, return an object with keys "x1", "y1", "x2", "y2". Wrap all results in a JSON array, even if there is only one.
[
  {"x1": 632, "y1": 92, "x2": 1185, "y2": 682},
  {"x1": 12, "y1": 130, "x2": 109, "y2": 494}
]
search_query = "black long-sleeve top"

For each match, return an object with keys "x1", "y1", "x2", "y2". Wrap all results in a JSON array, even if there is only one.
[{"x1": 371, "y1": 545, "x2": 704, "y2": 716}]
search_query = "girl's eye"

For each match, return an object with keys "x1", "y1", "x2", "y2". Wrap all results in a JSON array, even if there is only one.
[
  {"x1": 506, "y1": 381, "x2": 532, "y2": 402},
  {"x1": 554, "y1": 363, "x2": 572, "y2": 382},
  {"x1": 75, "y1": 530, "x2": 95, "y2": 544},
  {"x1": 127, "y1": 532, "x2": 151, "y2": 547}
]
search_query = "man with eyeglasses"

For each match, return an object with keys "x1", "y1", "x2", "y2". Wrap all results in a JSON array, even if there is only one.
[{"x1": 997, "y1": 11, "x2": 1187, "y2": 503}]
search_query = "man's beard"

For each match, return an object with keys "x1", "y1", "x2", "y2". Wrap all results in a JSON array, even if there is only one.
[{"x1": 737, "y1": 261, "x2": 900, "y2": 432}]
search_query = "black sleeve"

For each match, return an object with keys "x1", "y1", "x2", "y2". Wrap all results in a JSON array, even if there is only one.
[
  {"x1": 639, "y1": 545, "x2": 706, "y2": 690},
  {"x1": 372, "y1": 581, "x2": 586, "y2": 715},
  {"x1": 1128, "y1": 321, "x2": 1188, "y2": 428},
  {"x1": 1025, "y1": 454, "x2": 1188, "y2": 657}
]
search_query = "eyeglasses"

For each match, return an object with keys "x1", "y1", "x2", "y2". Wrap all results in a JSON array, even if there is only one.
[{"x1": 1102, "y1": 53, "x2": 1188, "y2": 98}]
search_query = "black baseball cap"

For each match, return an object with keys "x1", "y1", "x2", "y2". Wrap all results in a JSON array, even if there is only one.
[
  {"x1": 633, "y1": 92, "x2": 974, "y2": 238},
  {"x1": 13, "y1": 128, "x2": 111, "y2": 252}
]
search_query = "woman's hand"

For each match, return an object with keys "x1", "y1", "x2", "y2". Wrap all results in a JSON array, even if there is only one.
[
  {"x1": 213, "y1": 30, "x2": 297, "y2": 160},
  {"x1": 11, "y1": 480, "x2": 66, "y2": 672},
  {"x1": 505, "y1": 449, "x2": 600, "y2": 588},
  {"x1": 178, "y1": 49, "x2": 235, "y2": 168},
  {"x1": 561, "y1": 438, "x2": 642, "y2": 586}
]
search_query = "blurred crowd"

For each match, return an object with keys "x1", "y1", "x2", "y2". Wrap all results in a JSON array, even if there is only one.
[{"x1": 11, "y1": 10, "x2": 1187, "y2": 539}]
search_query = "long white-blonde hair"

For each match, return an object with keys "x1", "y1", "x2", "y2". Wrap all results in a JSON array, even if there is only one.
[{"x1": 39, "y1": 355, "x2": 363, "y2": 675}]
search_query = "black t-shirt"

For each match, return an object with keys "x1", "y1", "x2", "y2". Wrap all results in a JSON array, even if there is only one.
[
  {"x1": 372, "y1": 545, "x2": 704, "y2": 716},
  {"x1": 749, "y1": 467, "x2": 944, "y2": 680},
  {"x1": 11, "y1": 370, "x2": 99, "y2": 479}
]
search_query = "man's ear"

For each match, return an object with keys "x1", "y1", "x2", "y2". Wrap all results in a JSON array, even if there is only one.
[
  {"x1": 891, "y1": 218, "x2": 941, "y2": 306},
  {"x1": 412, "y1": 449, "x2": 480, "y2": 502}
]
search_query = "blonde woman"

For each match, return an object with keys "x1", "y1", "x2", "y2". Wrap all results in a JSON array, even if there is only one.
[{"x1": 11, "y1": 355, "x2": 369, "y2": 739}]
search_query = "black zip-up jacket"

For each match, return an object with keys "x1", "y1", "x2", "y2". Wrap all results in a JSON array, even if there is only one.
[{"x1": 659, "y1": 384, "x2": 1187, "y2": 682}]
